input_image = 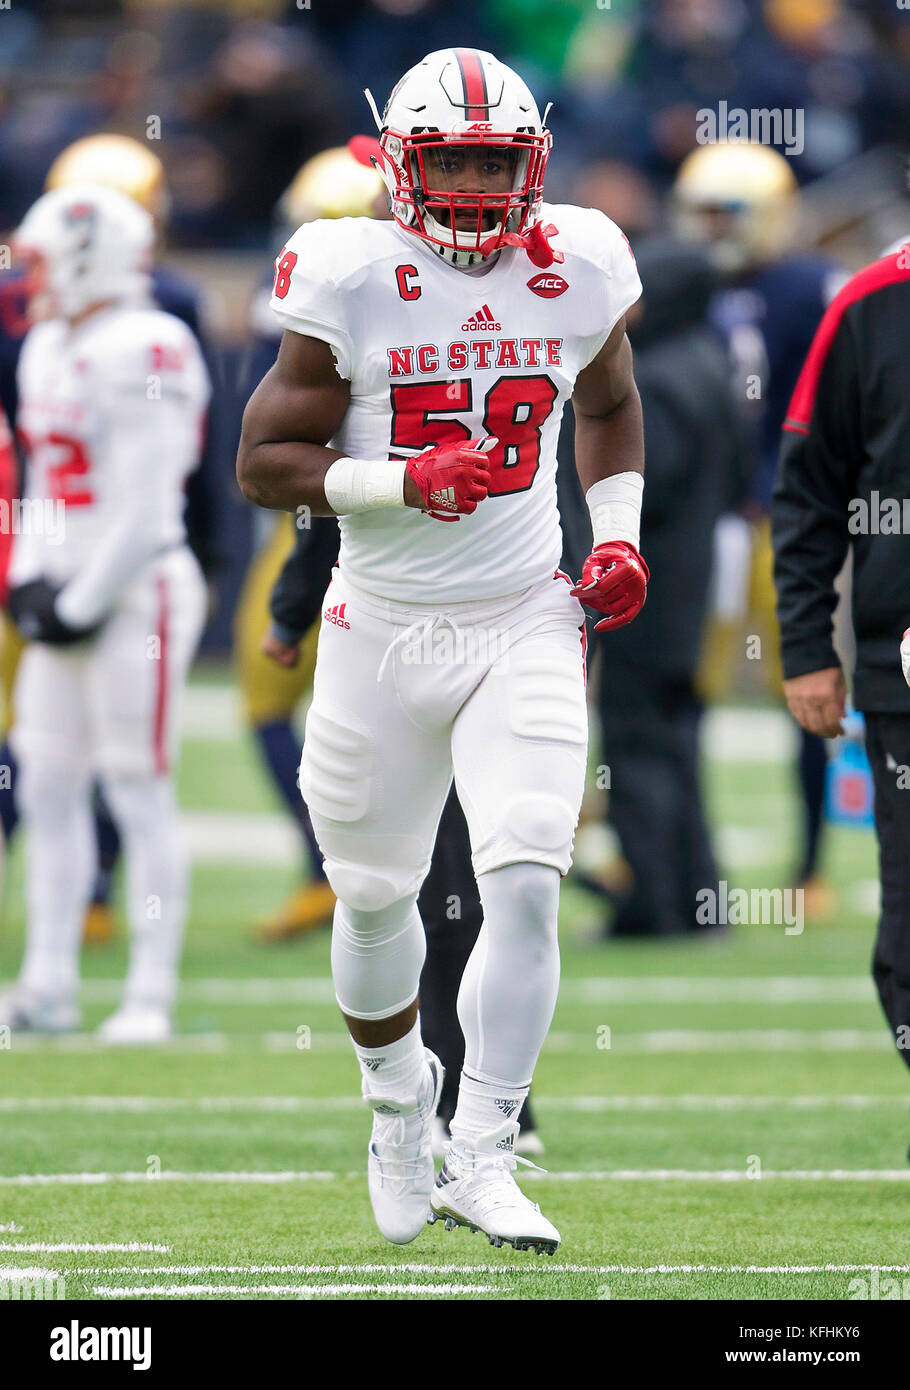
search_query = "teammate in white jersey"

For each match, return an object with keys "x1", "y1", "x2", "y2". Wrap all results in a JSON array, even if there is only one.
[
  {"x1": 0, "y1": 184, "x2": 209, "y2": 1043},
  {"x1": 238, "y1": 48, "x2": 649, "y2": 1253}
]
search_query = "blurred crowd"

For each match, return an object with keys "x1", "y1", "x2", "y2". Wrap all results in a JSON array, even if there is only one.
[{"x1": 2, "y1": 0, "x2": 910, "y2": 248}]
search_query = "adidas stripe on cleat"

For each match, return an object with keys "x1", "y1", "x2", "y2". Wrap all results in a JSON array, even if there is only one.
[{"x1": 428, "y1": 1121, "x2": 560, "y2": 1255}]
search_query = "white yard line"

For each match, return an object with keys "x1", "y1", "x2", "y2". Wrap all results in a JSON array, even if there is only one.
[
  {"x1": 44, "y1": 976, "x2": 875, "y2": 1006},
  {"x1": 72, "y1": 1263, "x2": 619, "y2": 1275},
  {"x1": 2, "y1": 1168, "x2": 909, "y2": 1186},
  {"x1": 66, "y1": 1262, "x2": 910, "y2": 1277},
  {"x1": 177, "y1": 694, "x2": 793, "y2": 764},
  {"x1": 0, "y1": 1242, "x2": 168, "y2": 1253},
  {"x1": 0, "y1": 1094, "x2": 903, "y2": 1114},
  {"x1": 92, "y1": 1282, "x2": 496, "y2": 1297},
  {"x1": 0, "y1": 1028, "x2": 892, "y2": 1053},
  {"x1": 69, "y1": 1262, "x2": 910, "y2": 1277}
]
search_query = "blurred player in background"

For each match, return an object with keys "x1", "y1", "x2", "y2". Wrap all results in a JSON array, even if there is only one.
[
  {"x1": 237, "y1": 146, "x2": 384, "y2": 941},
  {"x1": 0, "y1": 134, "x2": 222, "y2": 945},
  {"x1": 673, "y1": 143, "x2": 844, "y2": 916},
  {"x1": 0, "y1": 183, "x2": 209, "y2": 1042},
  {"x1": 594, "y1": 236, "x2": 752, "y2": 938}
]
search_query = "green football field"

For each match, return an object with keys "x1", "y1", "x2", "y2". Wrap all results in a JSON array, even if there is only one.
[{"x1": 1, "y1": 674, "x2": 908, "y2": 1302}]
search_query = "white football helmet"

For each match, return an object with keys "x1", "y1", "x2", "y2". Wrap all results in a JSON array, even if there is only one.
[
  {"x1": 13, "y1": 182, "x2": 154, "y2": 320},
  {"x1": 367, "y1": 48, "x2": 552, "y2": 268}
]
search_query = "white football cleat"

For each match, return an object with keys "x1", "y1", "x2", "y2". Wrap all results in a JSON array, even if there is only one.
[
  {"x1": 97, "y1": 1003, "x2": 173, "y2": 1045},
  {"x1": 365, "y1": 1048, "x2": 444, "y2": 1245},
  {"x1": 429, "y1": 1122, "x2": 560, "y2": 1255},
  {"x1": 0, "y1": 987, "x2": 80, "y2": 1033}
]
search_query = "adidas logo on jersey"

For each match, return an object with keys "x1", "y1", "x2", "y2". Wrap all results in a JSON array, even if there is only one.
[
  {"x1": 462, "y1": 303, "x2": 501, "y2": 331},
  {"x1": 323, "y1": 602, "x2": 350, "y2": 629}
]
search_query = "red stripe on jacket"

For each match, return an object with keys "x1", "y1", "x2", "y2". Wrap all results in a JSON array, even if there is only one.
[{"x1": 784, "y1": 251, "x2": 910, "y2": 435}]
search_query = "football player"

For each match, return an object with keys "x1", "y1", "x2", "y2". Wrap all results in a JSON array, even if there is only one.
[
  {"x1": 237, "y1": 48, "x2": 647, "y2": 1254},
  {"x1": 0, "y1": 133, "x2": 222, "y2": 947},
  {"x1": 0, "y1": 183, "x2": 209, "y2": 1042}
]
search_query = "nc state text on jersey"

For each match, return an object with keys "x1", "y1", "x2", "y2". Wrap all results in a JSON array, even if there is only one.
[{"x1": 387, "y1": 339, "x2": 564, "y2": 377}]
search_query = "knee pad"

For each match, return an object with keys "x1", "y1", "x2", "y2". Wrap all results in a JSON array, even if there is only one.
[
  {"x1": 325, "y1": 861, "x2": 408, "y2": 914},
  {"x1": 473, "y1": 790, "x2": 580, "y2": 876}
]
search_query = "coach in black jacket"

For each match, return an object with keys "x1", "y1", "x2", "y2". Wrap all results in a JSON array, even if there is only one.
[{"x1": 773, "y1": 248, "x2": 910, "y2": 1080}]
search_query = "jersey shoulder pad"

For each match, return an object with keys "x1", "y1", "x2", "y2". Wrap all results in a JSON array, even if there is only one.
[
  {"x1": 545, "y1": 204, "x2": 637, "y2": 278},
  {"x1": 280, "y1": 216, "x2": 387, "y2": 284},
  {"x1": 543, "y1": 205, "x2": 642, "y2": 358},
  {"x1": 86, "y1": 307, "x2": 210, "y2": 403},
  {"x1": 269, "y1": 218, "x2": 394, "y2": 378}
]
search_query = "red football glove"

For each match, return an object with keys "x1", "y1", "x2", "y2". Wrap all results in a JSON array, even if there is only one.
[
  {"x1": 570, "y1": 541, "x2": 649, "y2": 633},
  {"x1": 405, "y1": 437, "x2": 495, "y2": 522}
]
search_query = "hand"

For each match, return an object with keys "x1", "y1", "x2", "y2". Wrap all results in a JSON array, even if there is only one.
[
  {"x1": 783, "y1": 666, "x2": 846, "y2": 738},
  {"x1": 7, "y1": 579, "x2": 99, "y2": 646},
  {"x1": 261, "y1": 629, "x2": 301, "y2": 668},
  {"x1": 404, "y1": 436, "x2": 496, "y2": 522},
  {"x1": 570, "y1": 541, "x2": 649, "y2": 633}
]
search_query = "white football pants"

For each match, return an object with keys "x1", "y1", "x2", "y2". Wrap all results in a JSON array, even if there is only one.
[{"x1": 302, "y1": 564, "x2": 588, "y2": 1066}]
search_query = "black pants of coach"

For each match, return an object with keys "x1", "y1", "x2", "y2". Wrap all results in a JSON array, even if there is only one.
[
  {"x1": 599, "y1": 672, "x2": 719, "y2": 936},
  {"x1": 418, "y1": 786, "x2": 535, "y2": 1132},
  {"x1": 864, "y1": 714, "x2": 910, "y2": 1071}
]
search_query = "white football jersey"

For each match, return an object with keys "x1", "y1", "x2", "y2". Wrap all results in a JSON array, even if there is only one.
[
  {"x1": 12, "y1": 301, "x2": 209, "y2": 600},
  {"x1": 270, "y1": 205, "x2": 641, "y2": 602}
]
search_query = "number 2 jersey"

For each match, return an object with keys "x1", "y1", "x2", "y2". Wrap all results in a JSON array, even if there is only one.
[
  {"x1": 270, "y1": 205, "x2": 642, "y2": 603},
  {"x1": 10, "y1": 300, "x2": 209, "y2": 627}
]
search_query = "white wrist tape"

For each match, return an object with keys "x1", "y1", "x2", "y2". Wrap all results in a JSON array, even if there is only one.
[
  {"x1": 323, "y1": 457, "x2": 406, "y2": 515},
  {"x1": 586, "y1": 472, "x2": 644, "y2": 549}
]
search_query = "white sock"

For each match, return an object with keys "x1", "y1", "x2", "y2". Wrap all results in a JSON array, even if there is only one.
[
  {"x1": 353, "y1": 1019, "x2": 427, "y2": 1102},
  {"x1": 450, "y1": 1069, "x2": 528, "y2": 1147}
]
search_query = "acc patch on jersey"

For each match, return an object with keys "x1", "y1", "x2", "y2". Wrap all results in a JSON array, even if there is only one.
[{"x1": 527, "y1": 272, "x2": 569, "y2": 298}]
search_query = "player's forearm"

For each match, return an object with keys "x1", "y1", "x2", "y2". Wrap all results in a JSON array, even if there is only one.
[
  {"x1": 573, "y1": 383, "x2": 644, "y2": 494},
  {"x1": 236, "y1": 437, "x2": 347, "y2": 513}
]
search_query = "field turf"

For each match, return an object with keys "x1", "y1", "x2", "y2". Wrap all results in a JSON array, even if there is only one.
[{"x1": 0, "y1": 677, "x2": 907, "y2": 1301}]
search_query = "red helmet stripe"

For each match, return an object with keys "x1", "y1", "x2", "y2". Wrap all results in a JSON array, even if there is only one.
[{"x1": 454, "y1": 48, "x2": 488, "y2": 121}]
